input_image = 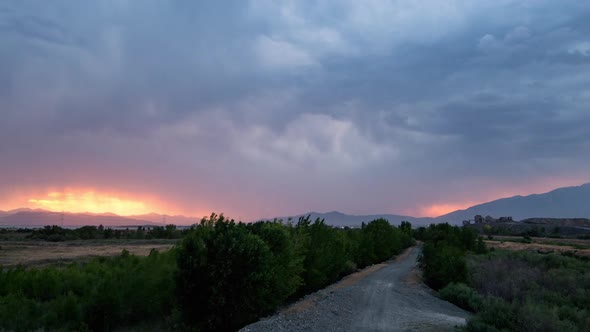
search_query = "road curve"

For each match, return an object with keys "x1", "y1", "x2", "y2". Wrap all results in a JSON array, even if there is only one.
[{"x1": 241, "y1": 246, "x2": 470, "y2": 332}]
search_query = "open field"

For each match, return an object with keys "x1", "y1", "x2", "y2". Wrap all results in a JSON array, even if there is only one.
[
  {"x1": 0, "y1": 239, "x2": 177, "y2": 267},
  {"x1": 488, "y1": 235, "x2": 590, "y2": 247},
  {"x1": 485, "y1": 236, "x2": 590, "y2": 258}
]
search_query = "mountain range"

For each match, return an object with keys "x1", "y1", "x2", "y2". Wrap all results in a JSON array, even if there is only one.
[
  {"x1": 0, "y1": 209, "x2": 159, "y2": 227},
  {"x1": 1, "y1": 182, "x2": 589, "y2": 228},
  {"x1": 281, "y1": 183, "x2": 590, "y2": 227},
  {"x1": 269, "y1": 211, "x2": 434, "y2": 227},
  {"x1": 434, "y1": 182, "x2": 590, "y2": 223}
]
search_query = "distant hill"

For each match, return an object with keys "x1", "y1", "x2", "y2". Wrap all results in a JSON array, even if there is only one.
[
  {"x1": 266, "y1": 211, "x2": 433, "y2": 227},
  {"x1": 269, "y1": 182, "x2": 590, "y2": 227},
  {"x1": 6, "y1": 208, "x2": 47, "y2": 214},
  {"x1": 0, "y1": 210, "x2": 202, "y2": 228},
  {"x1": 435, "y1": 182, "x2": 590, "y2": 223},
  {"x1": 0, "y1": 210, "x2": 157, "y2": 227},
  {"x1": 130, "y1": 213, "x2": 199, "y2": 225},
  {"x1": 3, "y1": 182, "x2": 589, "y2": 228}
]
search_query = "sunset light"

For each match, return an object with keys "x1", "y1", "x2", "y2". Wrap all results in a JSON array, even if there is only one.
[
  {"x1": 2, "y1": 2, "x2": 590, "y2": 330},
  {"x1": 27, "y1": 191, "x2": 155, "y2": 216},
  {"x1": 420, "y1": 203, "x2": 472, "y2": 218}
]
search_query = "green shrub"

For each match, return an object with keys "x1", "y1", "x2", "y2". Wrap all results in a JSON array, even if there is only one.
[
  {"x1": 341, "y1": 260, "x2": 358, "y2": 275},
  {"x1": 296, "y1": 217, "x2": 348, "y2": 293},
  {"x1": 176, "y1": 214, "x2": 290, "y2": 331},
  {"x1": 461, "y1": 250, "x2": 590, "y2": 332},
  {"x1": 420, "y1": 242, "x2": 467, "y2": 290},
  {"x1": 175, "y1": 214, "x2": 414, "y2": 330},
  {"x1": 247, "y1": 221, "x2": 304, "y2": 302},
  {"x1": 362, "y1": 218, "x2": 403, "y2": 263},
  {"x1": 418, "y1": 224, "x2": 487, "y2": 290},
  {"x1": 2, "y1": 213, "x2": 415, "y2": 331},
  {"x1": 475, "y1": 237, "x2": 487, "y2": 254},
  {"x1": 439, "y1": 283, "x2": 483, "y2": 312},
  {"x1": 516, "y1": 302, "x2": 578, "y2": 332},
  {"x1": 471, "y1": 296, "x2": 517, "y2": 331},
  {"x1": 0, "y1": 249, "x2": 176, "y2": 331}
]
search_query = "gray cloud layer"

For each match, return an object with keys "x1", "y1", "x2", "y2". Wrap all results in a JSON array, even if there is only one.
[{"x1": 1, "y1": 0, "x2": 590, "y2": 218}]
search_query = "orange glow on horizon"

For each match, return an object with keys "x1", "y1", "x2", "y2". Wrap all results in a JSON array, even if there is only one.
[
  {"x1": 416, "y1": 178, "x2": 590, "y2": 217},
  {"x1": 0, "y1": 188, "x2": 208, "y2": 218},
  {"x1": 1, "y1": 176, "x2": 587, "y2": 219},
  {"x1": 419, "y1": 203, "x2": 473, "y2": 218},
  {"x1": 0, "y1": 188, "x2": 199, "y2": 216},
  {"x1": 26, "y1": 191, "x2": 157, "y2": 215}
]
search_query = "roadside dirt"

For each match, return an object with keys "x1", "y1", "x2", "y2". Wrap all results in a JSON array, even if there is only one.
[
  {"x1": 283, "y1": 246, "x2": 415, "y2": 316},
  {"x1": 241, "y1": 246, "x2": 469, "y2": 332}
]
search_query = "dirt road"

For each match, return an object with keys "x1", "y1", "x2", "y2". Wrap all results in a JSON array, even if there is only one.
[{"x1": 241, "y1": 246, "x2": 469, "y2": 332}]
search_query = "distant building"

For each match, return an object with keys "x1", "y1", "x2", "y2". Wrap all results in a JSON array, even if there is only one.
[
  {"x1": 498, "y1": 216, "x2": 513, "y2": 223},
  {"x1": 474, "y1": 215, "x2": 484, "y2": 224}
]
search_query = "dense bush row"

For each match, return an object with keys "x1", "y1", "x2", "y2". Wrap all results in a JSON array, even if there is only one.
[
  {"x1": 476, "y1": 224, "x2": 565, "y2": 238},
  {"x1": 0, "y1": 249, "x2": 177, "y2": 331},
  {"x1": 420, "y1": 223, "x2": 590, "y2": 331},
  {"x1": 177, "y1": 214, "x2": 414, "y2": 331},
  {"x1": 0, "y1": 214, "x2": 413, "y2": 331},
  {"x1": 415, "y1": 223, "x2": 486, "y2": 290},
  {"x1": 449, "y1": 251, "x2": 590, "y2": 332},
  {"x1": 27, "y1": 224, "x2": 185, "y2": 241}
]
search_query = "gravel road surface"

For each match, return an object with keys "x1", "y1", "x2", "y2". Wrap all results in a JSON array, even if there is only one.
[{"x1": 241, "y1": 246, "x2": 469, "y2": 332}]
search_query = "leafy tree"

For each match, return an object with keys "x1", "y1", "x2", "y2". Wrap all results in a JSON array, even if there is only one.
[
  {"x1": 296, "y1": 217, "x2": 347, "y2": 293},
  {"x1": 400, "y1": 221, "x2": 412, "y2": 235},
  {"x1": 247, "y1": 221, "x2": 304, "y2": 302},
  {"x1": 77, "y1": 226, "x2": 98, "y2": 240},
  {"x1": 361, "y1": 218, "x2": 402, "y2": 264},
  {"x1": 176, "y1": 214, "x2": 284, "y2": 331},
  {"x1": 0, "y1": 249, "x2": 177, "y2": 331},
  {"x1": 417, "y1": 223, "x2": 482, "y2": 290},
  {"x1": 2, "y1": 212, "x2": 416, "y2": 331},
  {"x1": 421, "y1": 242, "x2": 467, "y2": 290}
]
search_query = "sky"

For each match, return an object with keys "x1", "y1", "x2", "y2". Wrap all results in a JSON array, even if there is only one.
[{"x1": 1, "y1": 0, "x2": 590, "y2": 219}]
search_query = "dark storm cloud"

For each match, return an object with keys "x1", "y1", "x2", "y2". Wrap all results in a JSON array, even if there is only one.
[
  {"x1": 1, "y1": 1, "x2": 269, "y2": 134},
  {"x1": 1, "y1": 0, "x2": 590, "y2": 217}
]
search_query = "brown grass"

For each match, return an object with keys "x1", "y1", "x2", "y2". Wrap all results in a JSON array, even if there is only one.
[
  {"x1": 485, "y1": 238, "x2": 590, "y2": 258},
  {"x1": 0, "y1": 239, "x2": 177, "y2": 267},
  {"x1": 491, "y1": 236, "x2": 590, "y2": 246}
]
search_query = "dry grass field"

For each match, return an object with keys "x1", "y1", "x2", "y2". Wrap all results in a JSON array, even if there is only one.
[
  {"x1": 485, "y1": 236, "x2": 590, "y2": 258},
  {"x1": 0, "y1": 239, "x2": 177, "y2": 267}
]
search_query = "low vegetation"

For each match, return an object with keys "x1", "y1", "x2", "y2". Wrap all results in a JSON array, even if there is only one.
[
  {"x1": 487, "y1": 235, "x2": 590, "y2": 250},
  {"x1": 415, "y1": 223, "x2": 486, "y2": 290},
  {"x1": 460, "y1": 251, "x2": 590, "y2": 331},
  {"x1": 419, "y1": 223, "x2": 590, "y2": 332},
  {"x1": 468, "y1": 222, "x2": 590, "y2": 239},
  {"x1": 0, "y1": 214, "x2": 413, "y2": 331},
  {"x1": 0, "y1": 249, "x2": 177, "y2": 331},
  {"x1": 176, "y1": 214, "x2": 413, "y2": 331},
  {"x1": 26, "y1": 224, "x2": 185, "y2": 241}
]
